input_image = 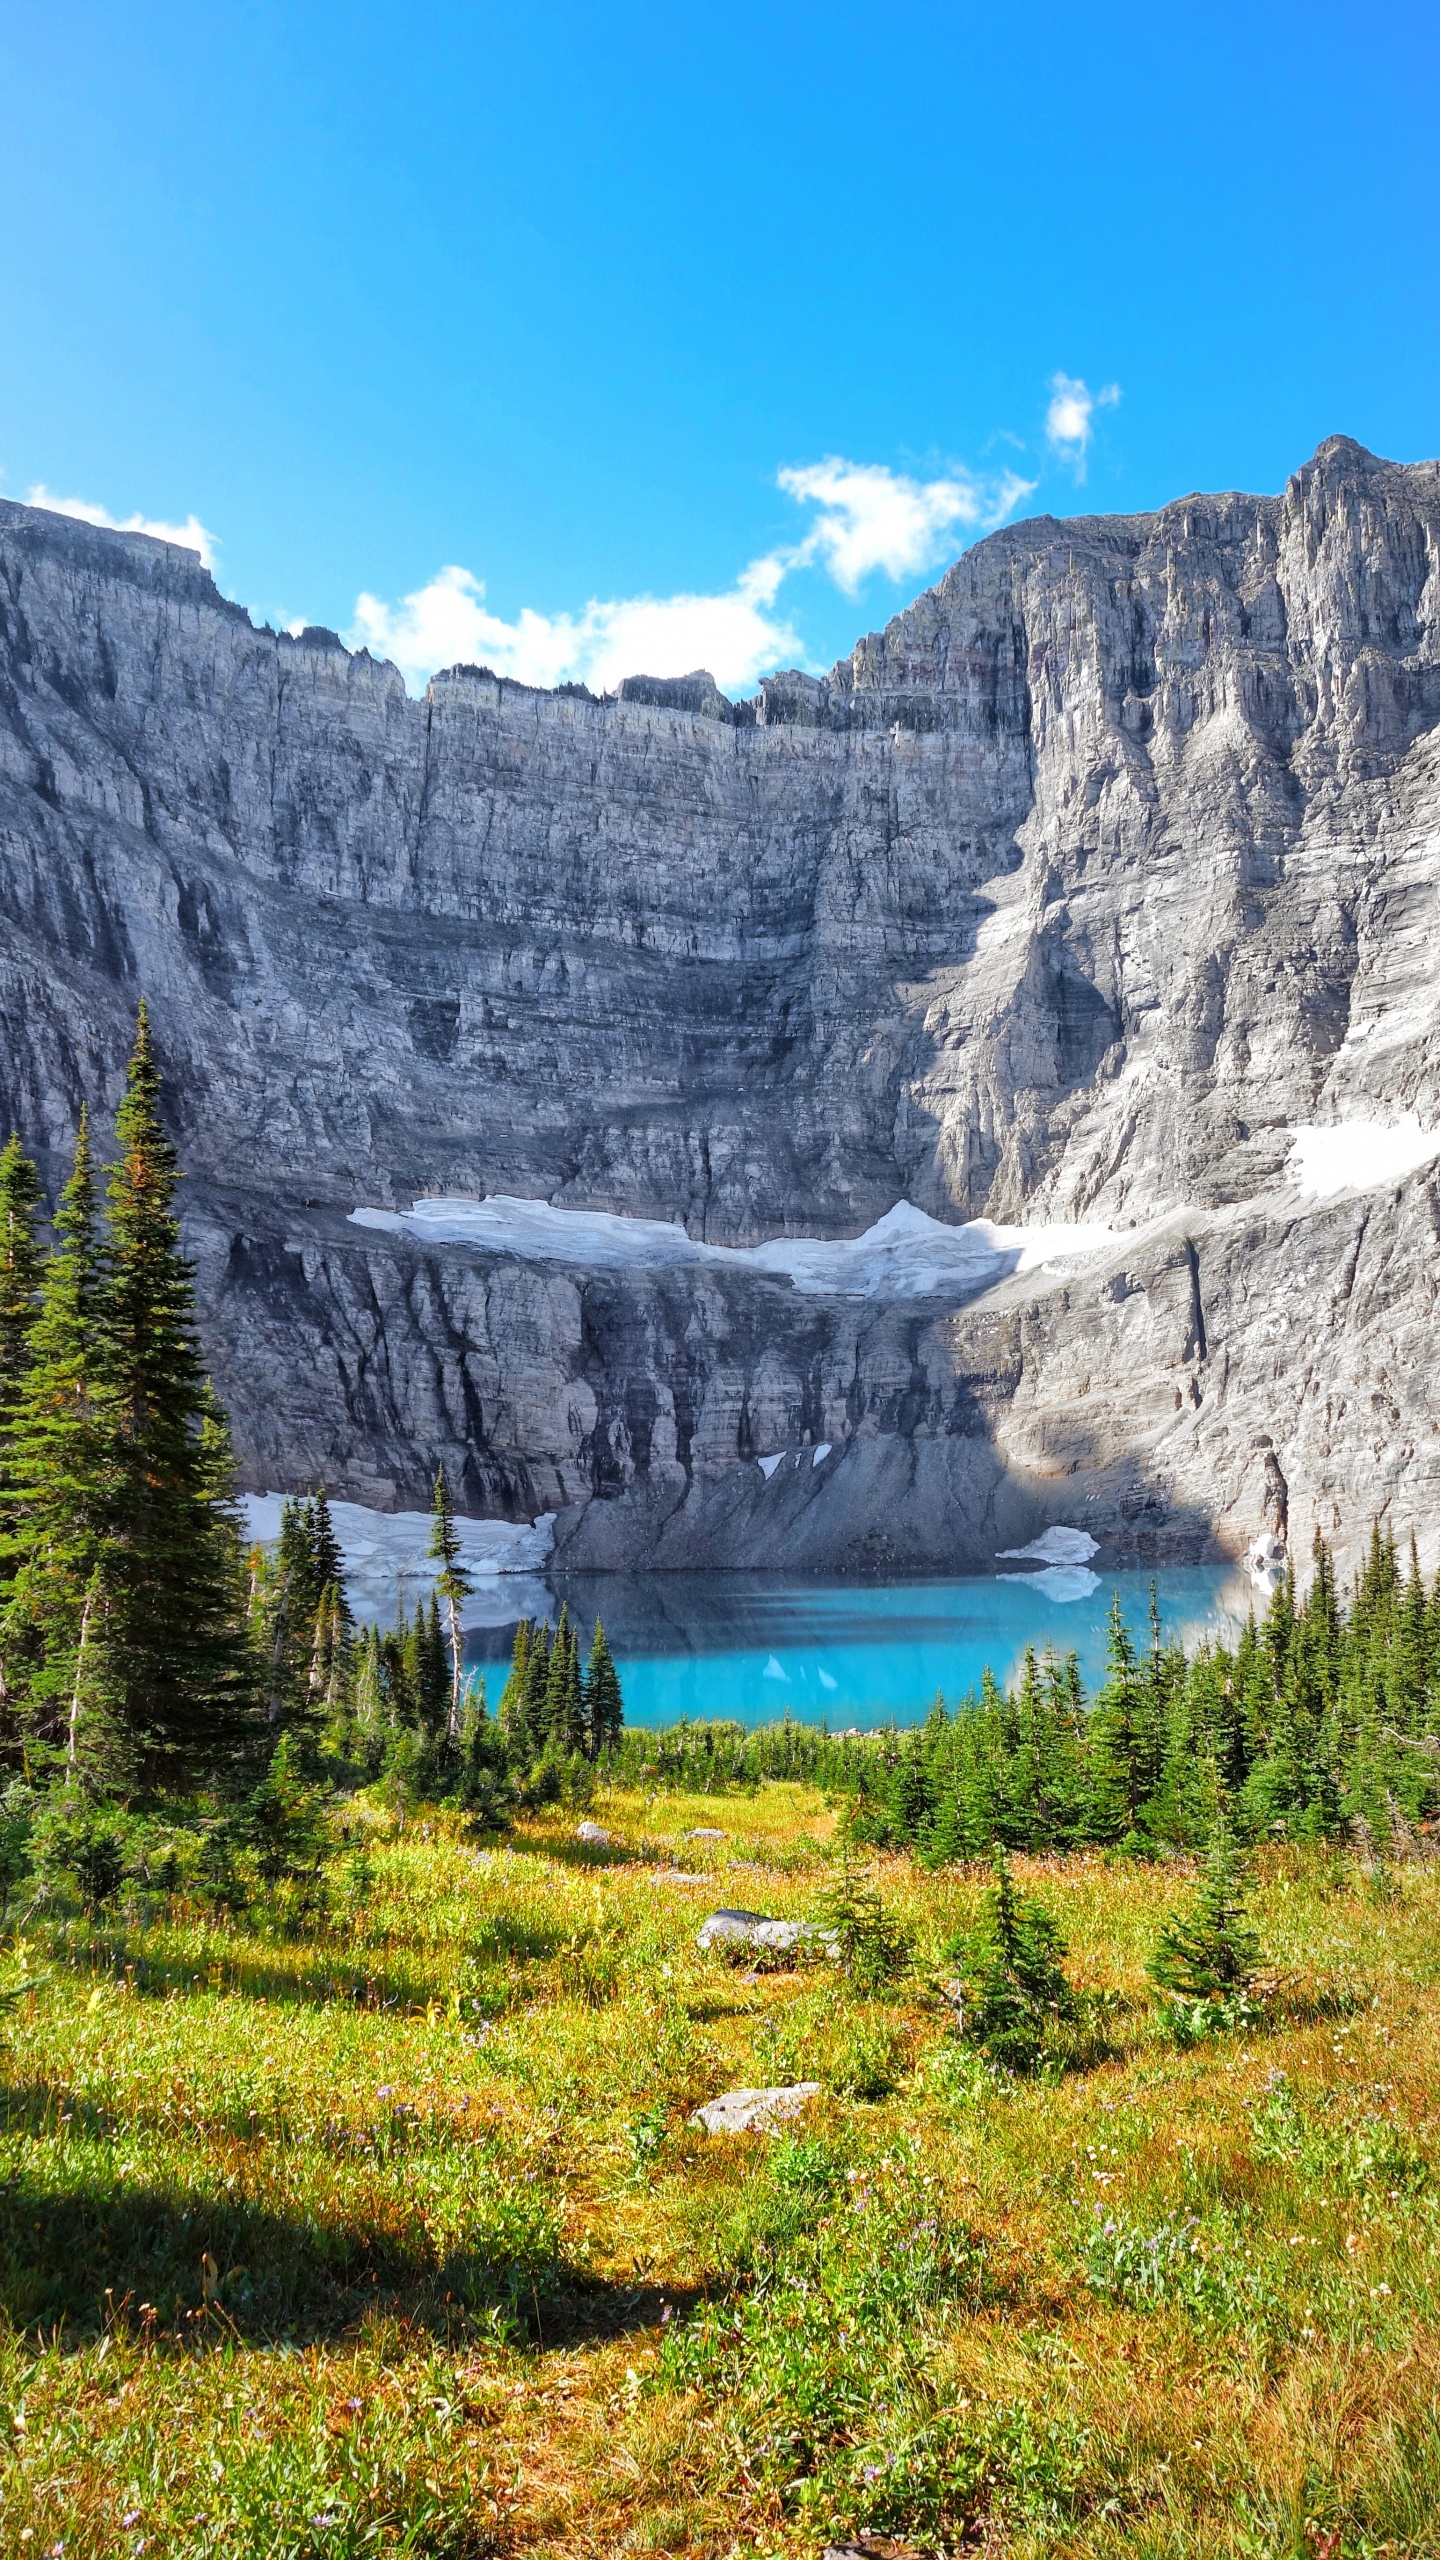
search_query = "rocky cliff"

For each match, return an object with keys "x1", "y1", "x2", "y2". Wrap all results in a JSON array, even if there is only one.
[{"x1": 2, "y1": 434, "x2": 1439, "y2": 1575}]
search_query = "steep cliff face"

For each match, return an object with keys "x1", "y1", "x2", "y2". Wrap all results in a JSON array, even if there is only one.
[{"x1": 2, "y1": 434, "x2": 1439, "y2": 1573}]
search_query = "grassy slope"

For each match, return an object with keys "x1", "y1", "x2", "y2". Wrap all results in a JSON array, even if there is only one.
[{"x1": 0, "y1": 1784, "x2": 1436, "y2": 2558}]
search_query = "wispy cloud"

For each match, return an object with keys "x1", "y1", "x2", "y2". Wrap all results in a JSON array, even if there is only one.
[
  {"x1": 23, "y1": 484, "x2": 219, "y2": 569},
  {"x1": 1043, "y1": 374, "x2": 1120, "y2": 478},
  {"x1": 352, "y1": 453, "x2": 1036, "y2": 698}
]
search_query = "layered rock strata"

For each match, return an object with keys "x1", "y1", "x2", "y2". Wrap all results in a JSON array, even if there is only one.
[{"x1": 2, "y1": 434, "x2": 1439, "y2": 1575}]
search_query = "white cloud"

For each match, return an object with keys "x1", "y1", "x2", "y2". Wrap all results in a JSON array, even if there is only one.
[
  {"x1": 777, "y1": 456, "x2": 1034, "y2": 593},
  {"x1": 23, "y1": 484, "x2": 219, "y2": 569},
  {"x1": 349, "y1": 548, "x2": 802, "y2": 698},
  {"x1": 350, "y1": 451, "x2": 1037, "y2": 699},
  {"x1": 1043, "y1": 375, "x2": 1121, "y2": 478}
]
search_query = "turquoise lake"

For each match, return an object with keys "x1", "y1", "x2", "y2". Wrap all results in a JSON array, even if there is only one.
[{"x1": 465, "y1": 1564, "x2": 1255, "y2": 1730}]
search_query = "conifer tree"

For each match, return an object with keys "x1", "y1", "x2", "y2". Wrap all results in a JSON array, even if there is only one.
[
  {"x1": 583, "y1": 1618, "x2": 624, "y2": 1758},
  {"x1": 1, "y1": 1114, "x2": 119, "y2": 1774},
  {"x1": 0, "y1": 1134, "x2": 44, "y2": 1458},
  {"x1": 95, "y1": 1006, "x2": 255, "y2": 1780},
  {"x1": 960, "y1": 1844, "x2": 1077, "y2": 2072},
  {"x1": 427, "y1": 1466, "x2": 471, "y2": 1734},
  {"x1": 543, "y1": 1607, "x2": 585, "y2": 1755},
  {"x1": 1087, "y1": 1594, "x2": 1162, "y2": 1843},
  {"x1": 417, "y1": 1592, "x2": 450, "y2": 1736},
  {"x1": 1146, "y1": 1819, "x2": 1263, "y2": 2003},
  {"x1": 498, "y1": 1618, "x2": 534, "y2": 1755},
  {"x1": 519, "y1": 1618, "x2": 552, "y2": 1754},
  {"x1": 310, "y1": 1491, "x2": 348, "y2": 1621}
]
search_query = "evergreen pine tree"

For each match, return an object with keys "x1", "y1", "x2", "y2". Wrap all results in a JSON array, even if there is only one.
[
  {"x1": 265, "y1": 1497, "x2": 322, "y2": 1725},
  {"x1": 1147, "y1": 1819, "x2": 1263, "y2": 2004},
  {"x1": 1087, "y1": 1594, "x2": 1162, "y2": 1844},
  {"x1": 543, "y1": 1607, "x2": 585, "y2": 1755},
  {"x1": 427, "y1": 1466, "x2": 471, "y2": 1735},
  {"x1": 310, "y1": 1491, "x2": 349, "y2": 1625},
  {"x1": 519, "y1": 1618, "x2": 552, "y2": 1753},
  {"x1": 583, "y1": 1618, "x2": 624, "y2": 1758},
  {"x1": 959, "y1": 1844, "x2": 1077, "y2": 2072},
  {"x1": 498, "y1": 1619, "x2": 534, "y2": 1757},
  {"x1": 95, "y1": 1005, "x2": 256, "y2": 1781},
  {"x1": 0, "y1": 1134, "x2": 44, "y2": 1460},
  {"x1": 1, "y1": 1115, "x2": 119, "y2": 1776},
  {"x1": 417, "y1": 1592, "x2": 450, "y2": 1736}
]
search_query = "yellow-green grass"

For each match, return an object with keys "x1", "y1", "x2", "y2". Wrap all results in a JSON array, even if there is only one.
[{"x1": 0, "y1": 1784, "x2": 1436, "y2": 2556}]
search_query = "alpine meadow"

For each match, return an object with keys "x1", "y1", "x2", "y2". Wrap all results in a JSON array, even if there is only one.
[{"x1": 0, "y1": 1022, "x2": 1434, "y2": 2553}]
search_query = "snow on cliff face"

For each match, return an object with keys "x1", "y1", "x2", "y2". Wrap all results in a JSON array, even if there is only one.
[
  {"x1": 348, "y1": 1195, "x2": 1117, "y2": 1298},
  {"x1": 1287, "y1": 1117, "x2": 1440, "y2": 1197},
  {"x1": 239, "y1": 1494, "x2": 554, "y2": 1632}
]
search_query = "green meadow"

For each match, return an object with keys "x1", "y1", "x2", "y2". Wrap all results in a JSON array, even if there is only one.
[{"x1": 0, "y1": 1784, "x2": 1436, "y2": 2559}]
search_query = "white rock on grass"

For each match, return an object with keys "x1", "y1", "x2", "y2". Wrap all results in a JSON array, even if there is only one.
[
  {"x1": 574, "y1": 1821, "x2": 613, "y2": 1846},
  {"x1": 696, "y1": 1907, "x2": 834, "y2": 1958},
  {"x1": 648, "y1": 1870, "x2": 708, "y2": 1885},
  {"x1": 692, "y1": 2084, "x2": 824, "y2": 2134},
  {"x1": 686, "y1": 1827, "x2": 726, "y2": 1839}
]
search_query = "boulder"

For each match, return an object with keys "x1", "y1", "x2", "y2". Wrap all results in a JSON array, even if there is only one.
[
  {"x1": 574, "y1": 1821, "x2": 613, "y2": 1846},
  {"x1": 692, "y1": 2084, "x2": 824, "y2": 2133},
  {"x1": 696, "y1": 1907, "x2": 834, "y2": 1958}
]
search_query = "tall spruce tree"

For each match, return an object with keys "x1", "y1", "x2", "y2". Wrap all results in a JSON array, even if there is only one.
[
  {"x1": 427, "y1": 1466, "x2": 471, "y2": 1735},
  {"x1": 97, "y1": 1008, "x2": 255, "y2": 1781},
  {"x1": 1087, "y1": 1593, "x2": 1162, "y2": 1843},
  {"x1": 0, "y1": 1134, "x2": 44, "y2": 1457},
  {"x1": 543, "y1": 1606, "x2": 585, "y2": 1755},
  {"x1": 1, "y1": 1114, "x2": 121, "y2": 1776}
]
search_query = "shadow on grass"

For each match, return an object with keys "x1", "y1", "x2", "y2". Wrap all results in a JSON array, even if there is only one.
[
  {"x1": 52, "y1": 1911, "x2": 581, "y2": 2015},
  {"x1": 55, "y1": 1933, "x2": 441, "y2": 2016},
  {"x1": 0, "y1": 2159, "x2": 693, "y2": 2350},
  {"x1": 504, "y1": 1832, "x2": 637, "y2": 1873}
]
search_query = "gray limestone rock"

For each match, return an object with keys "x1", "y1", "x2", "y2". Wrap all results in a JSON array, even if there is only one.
[
  {"x1": 4, "y1": 436, "x2": 1440, "y2": 1574},
  {"x1": 691, "y1": 2083, "x2": 825, "y2": 2132},
  {"x1": 696, "y1": 1908, "x2": 834, "y2": 1958}
]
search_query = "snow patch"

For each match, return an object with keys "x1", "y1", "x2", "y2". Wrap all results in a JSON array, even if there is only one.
[
  {"x1": 817, "y1": 1667, "x2": 838, "y2": 1691},
  {"x1": 349, "y1": 1194, "x2": 1116, "y2": 1301},
  {"x1": 1287, "y1": 1115, "x2": 1440, "y2": 1198},
  {"x1": 763, "y1": 1654, "x2": 789, "y2": 1681},
  {"x1": 757, "y1": 1453, "x2": 786, "y2": 1480},
  {"x1": 811, "y1": 1442, "x2": 832, "y2": 1467},
  {"x1": 1247, "y1": 1532, "x2": 1287, "y2": 1597},
  {"x1": 996, "y1": 1526, "x2": 1099, "y2": 1566},
  {"x1": 239, "y1": 1493, "x2": 554, "y2": 1633}
]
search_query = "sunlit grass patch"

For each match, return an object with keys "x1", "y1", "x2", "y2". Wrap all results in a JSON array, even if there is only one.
[{"x1": 0, "y1": 1792, "x2": 1435, "y2": 2552}]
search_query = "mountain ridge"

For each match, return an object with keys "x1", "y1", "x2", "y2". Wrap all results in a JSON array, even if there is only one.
[{"x1": 2, "y1": 436, "x2": 1439, "y2": 1574}]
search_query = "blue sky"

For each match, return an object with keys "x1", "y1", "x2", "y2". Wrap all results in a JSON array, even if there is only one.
[{"x1": 2, "y1": 0, "x2": 1436, "y2": 695}]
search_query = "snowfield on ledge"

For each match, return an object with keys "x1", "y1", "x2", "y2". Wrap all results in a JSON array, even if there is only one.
[{"x1": 348, "y1": 1195, "x2": 1117, "y2": 1298}]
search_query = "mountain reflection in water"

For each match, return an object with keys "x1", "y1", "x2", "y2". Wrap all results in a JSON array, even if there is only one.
[{"x1": 462, "y1": 1566, "x2": 1253, "y2": 1732}]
